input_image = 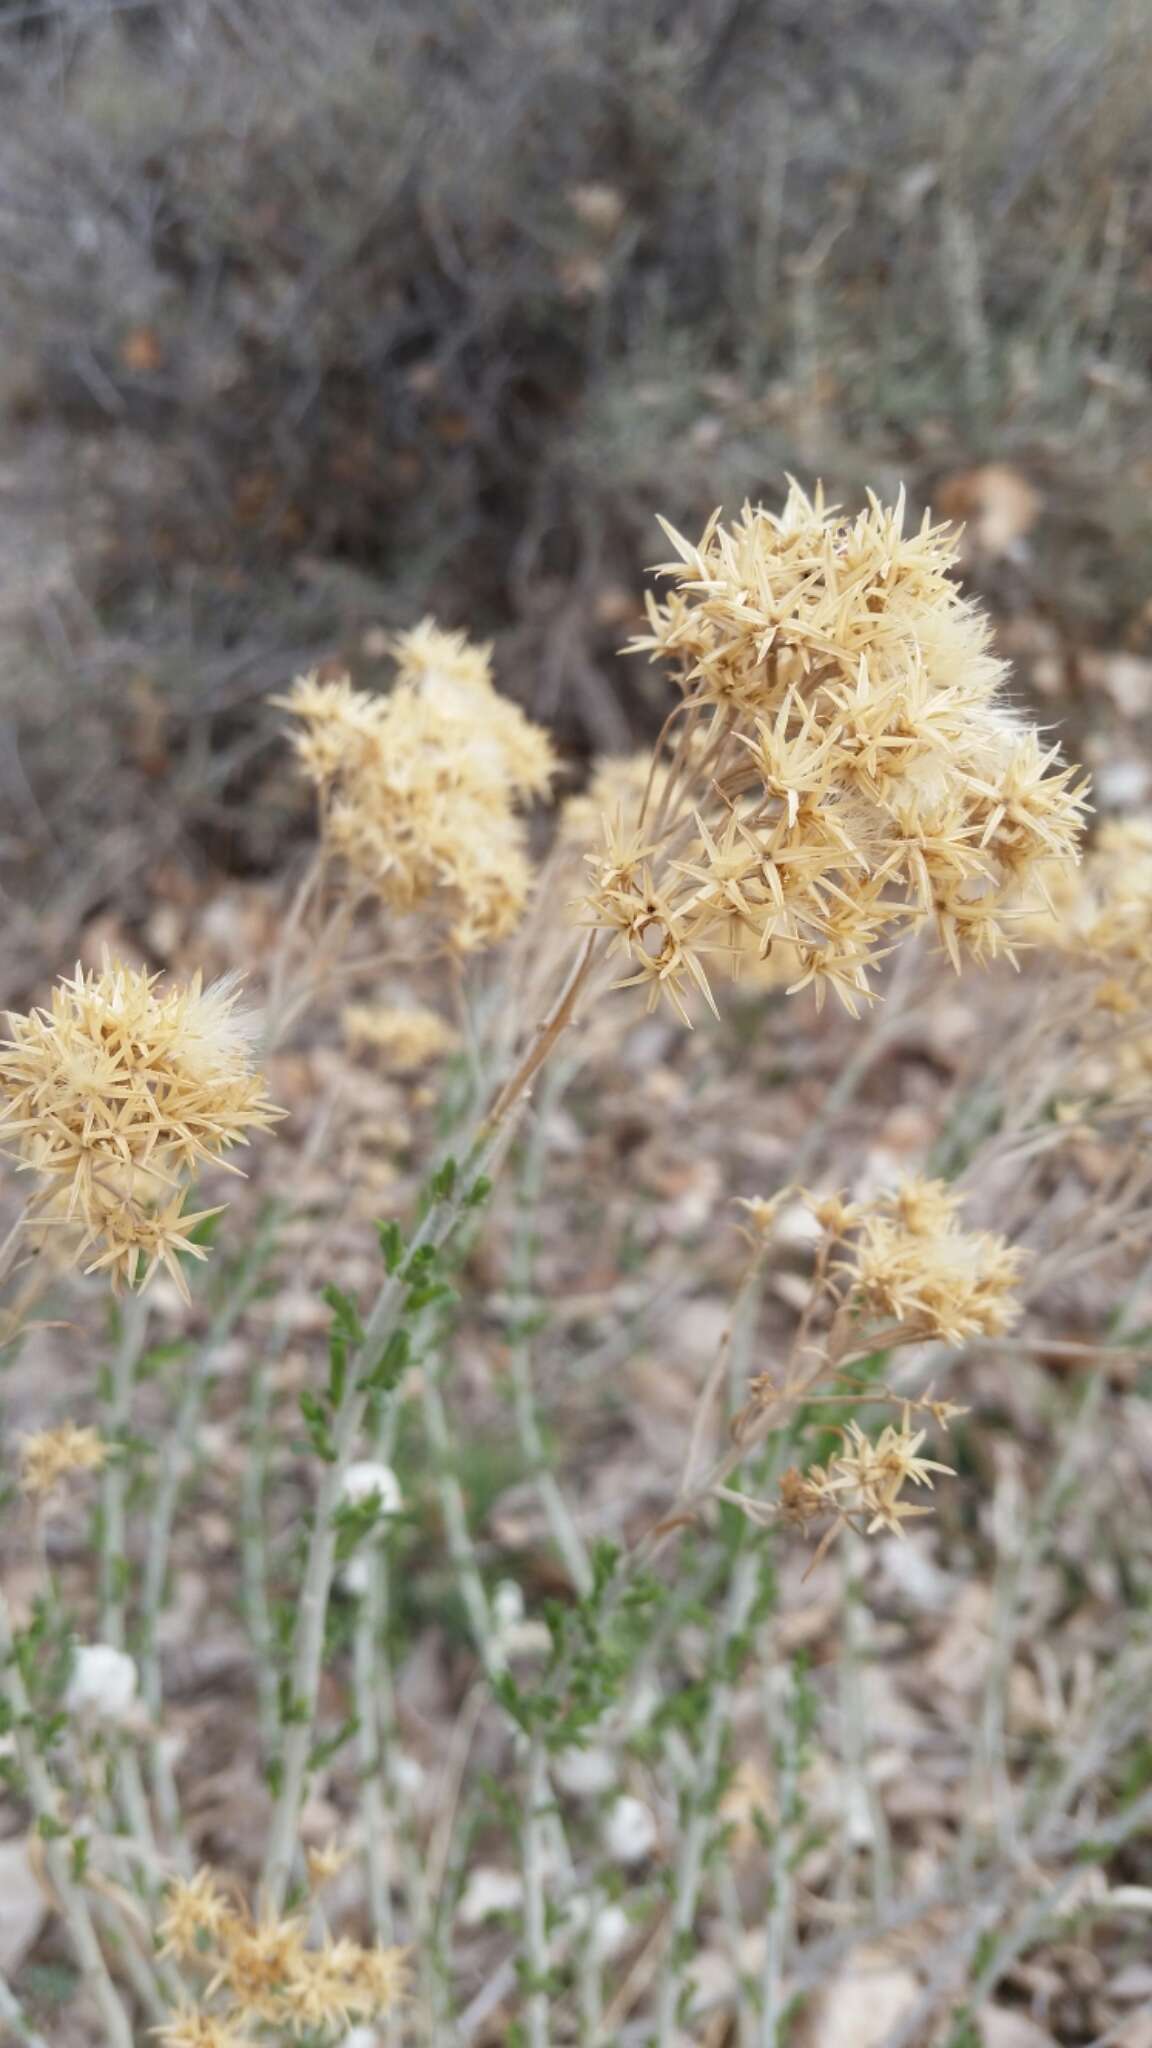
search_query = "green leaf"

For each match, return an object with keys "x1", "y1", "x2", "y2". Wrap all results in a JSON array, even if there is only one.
[
  {"x1": 322, "y1": 1284, "x2": 364, "y2": 1345},
  {"x1": 402, "y1": 1244, "x2": 438, "y2": 1286},
  {"x1": 405, "y1": 1280, "x2": 456, "y2": 1314},
  {"x1": 327, "y1": 1340, "x2": 347, "y2": 1410},
  {"x1": 490, "y1": 1669, "x2": 533, "y2": 1732},
  {"x1": 377, "y1": 1219, "x2": 406, "y2": 1273},
  {"x1": 308, "y1": 1714, "x2": 360, "y2": 1771},
  {"x1": 278, "y1": 1678, "x2": 308, "y2": 1726},
  {"x1": 332, "y1": 1496, "x2": 393, "y2": 1562},
  {"x1": 297, "y1": 1390, "x2": 336, "y2": 1462},
  {"x1": 358, "y1": 1328, "x2": 411, "y2": 1395}
]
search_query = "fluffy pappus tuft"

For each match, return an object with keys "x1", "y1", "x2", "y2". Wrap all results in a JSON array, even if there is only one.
[{"x1": 0, "y1": 960, "x2": 282, "y2": 1297}]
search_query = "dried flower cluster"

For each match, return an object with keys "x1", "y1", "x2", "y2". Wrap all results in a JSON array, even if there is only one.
[
  {"x1": 0, "y1": 963, "x2": 279, "y2": 1296},
  {"x1": 1036, "y1": 814, "x2": 1152, "y2": 1097},
  {"x1": 584, "y1": 484, "x2": 1088, "y2": 1020},
  {"x1": 778, "y1": 1411, "x2": 954, "y2": 1543},
  {"x1": 156, "y1": 1870, "x2": 403, "y2": 2043},
  {"x1": 1055, "y1": 814, "x2": 1152, "y2": 971},
  {"x1": 834, "y1": 1175, "x2": 1025, "y2": 1344},
  {"x1": 277, "y1": 621, "x2": 556, "y2": 952},
  {"x1": 341, "y1": 1000, "x2": 460, "y2": 1072},
  {"x1": 728, "y1": 1174, "x2": 1020, "y2": 1558},
  {"x1": 19, "y1": 1421, "x2": 106, "y2": 1499}
]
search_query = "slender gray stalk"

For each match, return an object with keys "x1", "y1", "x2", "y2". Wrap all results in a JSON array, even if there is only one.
[
  {"x1": 0, "y1": 1972, "x2": 49, "y2": 2048},
  {"x1": 522, "y1": 1734, "x2": 553, "y2": 2048},
  {"x1": 0, "y1": 1591, "x2": 135, "y2": 2048},
  {"x1": 99, "y1": 1291, "x2": 150, "y2": 1645},
  {"x1": 262, "y1": 1132, "x2": 507, "y2": 1911},
  {"x1": 654, "y1": 1547, "x2": 761, "y2": 2047}
]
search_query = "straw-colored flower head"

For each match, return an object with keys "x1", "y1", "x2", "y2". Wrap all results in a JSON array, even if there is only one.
[
  {"x1": 157, "y1": 1870, "x2": 235, "y2": 1959},
  {"x1": 840, "y1": 1175, "x2": 1024, "y2": 1343},
  {"x1": 306, "y1": 1838, "x2": 351, "y2": 1889},
  {"x1": 19, "y1": 1422, "x2": 106, "y2": 1499},
  {"x1": 586, "y1": 483, "x2": 1088, "y2": 1019},
  {"x1": 341, "y1": 1002, "x2": 460, "y2": 1073},
  {"x1": 0, "y1": 962, "x2": 281, "y2": 1297},
  {"x1": 206, "y1": 1912, "x2": 310, "y2": 2022},
  {"x1": 819, "y1": 1417, "x2": 954, "y2": 1538},
  {"x1": 1027, "y1": 813, "x2": 1152, "y2": 1100},
  {"x1": 392, "y1": 616, "x2": 495, "y2": 699},
  {"x1": 1047, "y1": 815, "x2": 1152, "y2": 976},
  {"x1": 276, "y1": 619, "x2": 556, "y2": 953},
  {"x1": 155, "y1": 1874, "x2": 405, "y2": 2037},
  {"x1": 154, "y1": 2014, "x2": 257, "y2": 2048}
]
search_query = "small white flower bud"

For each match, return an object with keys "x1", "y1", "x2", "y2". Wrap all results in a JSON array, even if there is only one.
[
  {"x1": 603, "y1": 1793, "x2": 658, "y2": 1865},
  {"x1": 340, "y1": 1462, "x2": 402, "y2": 1515},
  {"x1": 65, "y1": 1644, "x2": 138, "y2": 1724}
]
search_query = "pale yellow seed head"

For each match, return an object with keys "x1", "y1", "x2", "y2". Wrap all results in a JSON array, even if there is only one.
[
  {"x1": 587, "y1": 485, "x2": 1087, "y2": 1023},
  {"x1": 277, "y1": 621, "x2": 555, "y2": 952},
  {"x1": 19, "y1": 1423, "x2": 106, "y2": 1500},
  {"x1": 0, "y1": 961, "x2": 280, "y2": 1295}
]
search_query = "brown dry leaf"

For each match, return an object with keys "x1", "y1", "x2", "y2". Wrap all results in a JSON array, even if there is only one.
[
  {"x1": 921, "y1": 1579, "x2": 994, "y2": 1700},
  {"x1": 979, "y1": 2008, "x2": 1059, "y2": 2048},
  {"x1": 937, "y1": 464, "x2": 1041, "y2": 557},
  {"x1": 128, "y1": 672, "x2": 169, "y2": 778},
  {"x1": 431, "y1": 408, "x2": 475, "y2": 445},
  {"x1": 719, "y1": 1755, "x2": 775, "y2": 1855},
  {"x1": 1110, "y1": 1963, "x2": 1152, "y2": 2003},
  {"x1": 0, "y1": 1837, "x2": 47, "y2": 1972},
  {"x1": 1112, "y1": 2020, "x2": 1152, "y2": 2048},
  {"x1": 557, "y1": 253, "x2": 608, "y2": 300},
  {"x1": 594, "y1": 584, "x2": 636, "y2": 627},
  {"x1": 1080, "y1": 650, "x2": 1152, "y2": 717},
  {"x1": 805, "y1": 1964, "x2": 919, "y2": 2046},
  {"x1": 567, "y1": 182, "x2": 625, "y2": 235},
  {"x1": 119, "y1": 325, "x2": 164, "y2": 372}
]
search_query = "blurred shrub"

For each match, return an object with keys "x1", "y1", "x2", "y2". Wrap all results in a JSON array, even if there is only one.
[{"x1": 0, "y1": 0, "x2": 1149, "y2": 907}]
